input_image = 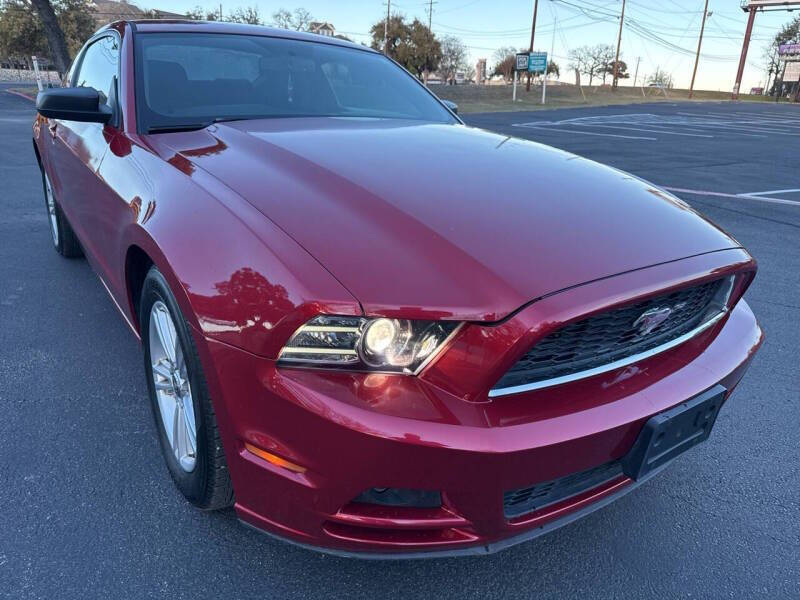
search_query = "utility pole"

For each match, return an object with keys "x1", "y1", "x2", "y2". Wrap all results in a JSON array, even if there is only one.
[
  {"x1": 425, "y1": 0, "x2": 437, "y2": 84},
  {"x1": 384, "y1": 0, "x2": 391, "y2": 56},
  {"x1": 689, "y1": 0, "x2": 710, "y2": 99},
  {"x1": 633, "y1": 56, "x2": 641, "y2": 87},
  {"x1": 428, "y1": 0, "x2": 436, "y2": 30},
  {"x1": 526, "y1": 0, "x2": 539, "y2": 92},
  {"x1": 612, "y1": 0, "x2": 626, "y2": 90},
  {"x1": 543, "y1": 11, "x2": 556, "y2": 104},
  {"x1": 733, "y1": 6, "x2": 756, "y2": 99}
]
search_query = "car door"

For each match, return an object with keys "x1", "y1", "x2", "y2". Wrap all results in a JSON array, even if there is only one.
[{"x1": 46, "y1": 34, "x2": 120, "y2": 280}]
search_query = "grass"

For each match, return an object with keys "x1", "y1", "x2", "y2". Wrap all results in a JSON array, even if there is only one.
[
  {"x1": 8, "y1": 82, "x2": 779, "y2": 113},
  {"x1": 432, "y1": 83, "x2": 777, "y2": 114}
]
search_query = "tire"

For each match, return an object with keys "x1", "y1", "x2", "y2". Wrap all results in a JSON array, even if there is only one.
[
  {"x1": 140, "y1": 266, "x2": 234, "y2": 510},
  {"x1": 41, "y1": 167, "x2": 83, "y2": 258}
]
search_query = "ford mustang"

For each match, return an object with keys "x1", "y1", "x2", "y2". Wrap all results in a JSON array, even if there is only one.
[{"x1": 33, "y1": 20, "x2": 763, "y2": 557}]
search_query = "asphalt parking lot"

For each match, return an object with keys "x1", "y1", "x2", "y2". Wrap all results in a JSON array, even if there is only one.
[{"x1": 1, "y1": 88, "x2": 798, "y2": 599}]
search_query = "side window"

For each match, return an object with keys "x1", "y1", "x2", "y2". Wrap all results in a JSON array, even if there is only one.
[{"x1": 74, "y1": 36, "x2": 119, "y2": 103}]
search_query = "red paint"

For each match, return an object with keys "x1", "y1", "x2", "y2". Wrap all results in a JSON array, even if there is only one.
[{"x1": 33, "y1": 20, "x2": 763, "y2": 556}]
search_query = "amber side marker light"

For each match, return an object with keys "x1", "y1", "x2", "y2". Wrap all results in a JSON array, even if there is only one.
[{"x1": 244, "y1": 442, "x2": 307, "y2": 473}]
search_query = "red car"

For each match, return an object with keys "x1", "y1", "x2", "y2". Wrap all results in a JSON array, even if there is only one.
[{"x1": 33, "y1": 21, "x2": 762, "y2": 558}]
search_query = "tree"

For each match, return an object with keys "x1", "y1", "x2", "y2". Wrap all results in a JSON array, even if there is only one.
[
  {"x1": 764, "y1": 15, "x2": 799, "y2": 95},
  {"x1": 547, "y1": 60, "x2": 559, "y2": 78},
  {"x1": 463, "y1": 63, "x2": 476, "y2": 83},
  {"x1": 648, "y1": 67, "x2": 673, "y2": 88},
  {"x1": 28, "y1": 0, "x2": 71, "y2": 74},
  {"x1": 271, "y1": 7, "x2": 312, "y2": 31},
  {"x1": 602, "y1": 59, "x2": 629, "y2": 83},
  {"x1": 491, "y1": 46, "x2": 519, "y2": 82},
  {"x1": 0, "y1": 0, "x2": 94, "y2": 74},
  {"x1": 184, "y1": 5, "x2": 218, "y2": 20},
  {"x1": 401, "y1": 18, "x2": 441, "y2": 79},
  {"x1": 568, "y1": 46, "x2": 591, "y2": 85},
  {"x1": 569, "y1": 44, "x2": 614, "y2": 86},
  {"x1": 0, "y1": 1, "x2": 48, "y2": 68},
  {"x1": 437, "y1": 34, "x2": 467, "y2": 85},
  {"x1": 592, "y1": 44, "x2": 615, "y2": 84},
  {"x1": 370, "y1": 14, "x2": 406, "y2": 57},
  {"x1": 227, "y1": 6, "x2": 261, "y2": 25},
  {"x1": 57, "y1": 0, "x2": 94, "y2": 57},
  {"x1": 370, "y1": 16, "x2": 441, "y2": 80}
]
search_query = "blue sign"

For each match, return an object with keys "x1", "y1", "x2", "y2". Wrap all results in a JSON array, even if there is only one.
[{"x1": 528, "y1": 52, "x2": 547, "y2": 73}]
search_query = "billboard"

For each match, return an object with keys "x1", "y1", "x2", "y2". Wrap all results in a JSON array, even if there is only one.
[
  {"x1": 744, "y1": 0, "x2": 800, "y2": 6},
  {"x1": 779, "y1": 43, "x2": 800, "y2": 56}
]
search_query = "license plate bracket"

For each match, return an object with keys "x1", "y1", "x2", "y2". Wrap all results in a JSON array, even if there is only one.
[{"x1": 622, "y1": 385, "x2": 727, "y2": 481}]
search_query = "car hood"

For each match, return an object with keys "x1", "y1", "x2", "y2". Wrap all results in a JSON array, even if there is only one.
[{"x1": 158, "y1": 118, "x2": 740, "y2": 321}]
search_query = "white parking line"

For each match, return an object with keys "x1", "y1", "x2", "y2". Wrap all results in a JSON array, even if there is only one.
[
  {"x1": 570, "y1": 123, "x2": 713, "y2": 138},
  {"x1": 664, "y1": 187, "x2": 800, "y2": 206},
  {"x1": 513, "y1": 124, "x2": 656, "y2": 140},
  {"x1": 740, "y1": 188, "x2": 800, "y2": 197}
]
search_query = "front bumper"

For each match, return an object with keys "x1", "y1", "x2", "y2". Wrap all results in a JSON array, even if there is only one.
[{"x1": 198, "y1": 291, "x2": 762, "y2": 558}]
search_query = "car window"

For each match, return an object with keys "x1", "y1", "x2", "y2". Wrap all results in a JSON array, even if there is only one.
[
  {"x1": 74, "y1": 35, "x2": 119, "y2": 102},
  {"x1": 135, "y1": 33, "x2": 455, "y2": 132}
]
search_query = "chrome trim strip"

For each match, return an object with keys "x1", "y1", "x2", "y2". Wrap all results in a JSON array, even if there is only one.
[
  {"x1": 298, "y1": 326, "x2": 361, "y2": 333},
  {"x1": 280, "y1": 347, "x2": 358, "y2": 355},
  {"x1": 488, "y1": 310, "x2": 727, "y2": 398}
]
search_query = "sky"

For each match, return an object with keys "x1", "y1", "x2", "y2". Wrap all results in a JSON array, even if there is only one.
[{"x1": 135, "y1": 0, "x2": 798, "y2": 91}]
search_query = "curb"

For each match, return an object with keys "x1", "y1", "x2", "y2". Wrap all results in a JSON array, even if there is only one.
[{"x1": 5, "y1": 89, "x2": 36, "y2": 102}]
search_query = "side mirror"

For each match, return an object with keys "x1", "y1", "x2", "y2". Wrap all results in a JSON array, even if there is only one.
[
  {"x1": 36, "y1": 87, "x2": 112, "y2": 123},
  {"x1": 442, "y1": 99, "x2": 458, "y2": 115}
]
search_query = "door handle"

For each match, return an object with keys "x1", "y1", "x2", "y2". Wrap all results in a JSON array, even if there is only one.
[{"x1": 48, "y1": 121, "x2": 57, "y2": 138}]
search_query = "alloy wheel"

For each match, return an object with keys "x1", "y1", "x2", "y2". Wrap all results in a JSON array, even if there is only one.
[
  {"x1": 149, "y1": 301, "x2": 197, "y2": 472},
  {"x1": 44, "y1": 173, "x2": 58, "y2": 247}
]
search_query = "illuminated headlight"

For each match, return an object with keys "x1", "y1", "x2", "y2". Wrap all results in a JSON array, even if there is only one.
[{"x1": 278, "y1": 315, "x2": 461, "y2": 374}]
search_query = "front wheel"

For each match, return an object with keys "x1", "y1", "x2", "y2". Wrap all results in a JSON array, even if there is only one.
[
  {"x1": 141, "y1": 267, "x2": 234, "y2": 510},
  {"x1": 41, "y1": 168, "x2": 82, "y2": 258}
]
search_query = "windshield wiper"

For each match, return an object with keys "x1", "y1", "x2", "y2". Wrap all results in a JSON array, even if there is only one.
[
  {"x1": 148, "y1": 117, "x2": 260, "y2": 134},
  {"x1": 148, "y1": 122, "x2": 213, "y2": 134}
]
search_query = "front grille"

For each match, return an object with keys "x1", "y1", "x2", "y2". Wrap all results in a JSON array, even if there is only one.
[
  {"x1": 493, "y1": 279, "x2": 723, "y2": 392},
  {"x1": 504, "y1": 461, "x2": 623, "y2": 519}
]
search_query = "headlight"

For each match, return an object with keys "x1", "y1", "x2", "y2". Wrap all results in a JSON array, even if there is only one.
[{"x1": 278, "y1": 315, "x2": 461, "y2": 374}]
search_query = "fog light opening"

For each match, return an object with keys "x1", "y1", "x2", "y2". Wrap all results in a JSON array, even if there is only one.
[{"x1": 352, "y1": 487, "x2": 442, "y2": 508}]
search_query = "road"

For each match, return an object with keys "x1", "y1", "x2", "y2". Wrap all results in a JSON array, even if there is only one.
[{"x1": 1, "y1": 90, "x2": 798, "y2": 599}]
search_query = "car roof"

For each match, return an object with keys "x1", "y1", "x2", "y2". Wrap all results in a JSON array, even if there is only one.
[{"x1": 99, "y1": 20, "x2": 373, "y2": 52}]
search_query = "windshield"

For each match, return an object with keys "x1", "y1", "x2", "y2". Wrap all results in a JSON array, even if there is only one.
[{"x1": 134, "y1": 32, "x2": 456, "y2": 132}]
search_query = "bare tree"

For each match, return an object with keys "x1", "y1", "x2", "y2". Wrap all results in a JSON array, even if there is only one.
[
  {"x1": 648, "y1": 67, "x2": 673, "y2": 88},
  {"x1": 271, "y1": 7, "x2": 313, "y2": 31},
  {"x1": 437, "y1": 35, "x2": 468, "y2": 85},
  {"x1": 228, "y1": 6, "x2": 261, "y2": 25},
  {"x1": 591, "y1": 44, "x2": 615, "y2": 84},
  {"x1": 569, "y1": 44, "x2": 614, "y2": 86}
]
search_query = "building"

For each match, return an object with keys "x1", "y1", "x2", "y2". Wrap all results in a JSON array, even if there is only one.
[
  {"x1": 476, "y1": 58, "x2": 486, "y2": 85},
  {"x1": 89, "y1": 0, "x2": 144, "y2": 27},
  {"x1": 308, "y1": 22, "x2": 336, "y2": 37}
]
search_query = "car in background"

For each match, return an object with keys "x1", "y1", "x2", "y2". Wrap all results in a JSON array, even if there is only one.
[{"x1": 32, "y1": 20, "x2": 762, "y2": 558}]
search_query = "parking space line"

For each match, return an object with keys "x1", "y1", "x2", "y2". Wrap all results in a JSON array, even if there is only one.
[
  {"x1": 740, "y1": 188, "x2": 800, "y2": 197},
  {"x1": 513, "y1": 124, "x2": 656, "y2": 140},
  {"x1": 570, "y1": 123, "x2": 713, "y2": 138},
  {"x1": 663, "y1": 187, "x2": 800, "y2": 206}
]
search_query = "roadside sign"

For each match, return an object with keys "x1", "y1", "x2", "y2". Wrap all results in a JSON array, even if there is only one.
[
  {"x1": 515, "y1": 53, "x2": 529, "y2": 72},
  {"x1": 784, "y1": 62, "x2": 800, "y2": 82},
  {"x1": 528, "y1": 52, "x2": 547, "y2": 74}
]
